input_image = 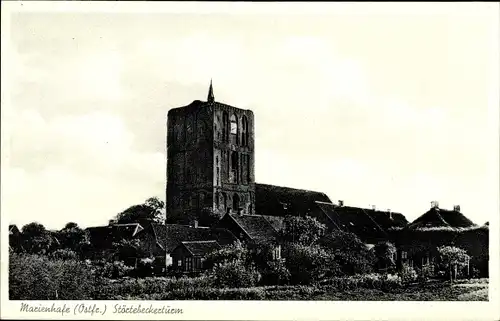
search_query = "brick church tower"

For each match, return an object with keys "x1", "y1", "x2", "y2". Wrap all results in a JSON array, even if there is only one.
[{"x1": 166, "y1": 81, "x2": 255, "y2": 224}]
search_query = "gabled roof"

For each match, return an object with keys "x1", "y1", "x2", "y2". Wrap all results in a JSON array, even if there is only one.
[
  {"x1": 178, "y1": 240, "x2": 221, "y2": 257},
  {"x1": 151, "y1": 224, "x2": 237, "y2": 253},
  {"x1": 85, "y1": 223, "x2": 144, "y2": 247},
  {"x1": 9, "y1": 225, "x2": 20, "y2": 235},
  {"x1": 255, "y1": 183, "x2": 331, "y2": 217},
  {"x1": 228, "y1": 214, "x2": 280, "y2": 243},
  {"x1": 315, "y1": 202, "x2": 389, "y2": 243},
  {"x1": 407, "y1": 207, "x2": 476, "y2": 230}
]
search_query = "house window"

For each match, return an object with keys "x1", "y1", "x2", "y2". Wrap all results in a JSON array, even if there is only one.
[
  {"x1": 273, "y1": 245, "x2": 282, "y2": 260},
  {"x1": 402, "y1": 251, "x2": 408, "y2": 259},
  {"x1": 177, "y1": 259, "x2": 182, "y2": 267}
]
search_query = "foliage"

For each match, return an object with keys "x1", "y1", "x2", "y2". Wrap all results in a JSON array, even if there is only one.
[
  {"x1": 50, "y1": 248, "x2": 78, "y2": 260},
  {"x1": 283, "y1": 243, "x2": 335, "y2": 285},
  {"x1": 56, "y1": 223, "x2": 90, "y2": 258},
  {"x1": 437, "y1": 246, "x2": 470, "y2": 282},
  {"x1": 115, "y1": 196, "x2": 165, "y2": 226},
  {"x1": 261, "y1": 260, "x2": 291, "y2": 285},
  {"x1": 20, "y1": 222, "x2": 56, "y2": 255},
  {"x1": 319, "y1": 230, "x2": 376, "y2": 275},
  {"x1": 111, "y1": 239, "x2": 149, "y2": 264},
  {"x1": 206, "y1": 261, "x2": 261, "y2": 288},
  {"x1": 372, "y1": 241, "x2": 397, "y2": 271},
  {"x1": 91, "y1": 259, "x2": 134, "y2": 279},
  {"x1": 203, "y1": 241, "x2": 249, "y2": 270},
  {"x1": 280, "y1": 216, "x2": 326, "y2": 246},
  {"x1": 399, "y1": 264, "x2": 418, "y2": 284},
  {"x1": 9, "y1": 253, "x2": 94, "y2": 300},
  {"x1": 320, "y1": 273, "x2": 403, "y2": 291}
]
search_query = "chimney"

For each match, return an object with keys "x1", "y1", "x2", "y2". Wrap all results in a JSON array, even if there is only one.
[
  {"x1": 338, "y1": 200, "x2": 344, "y2": 207},
  {"x1": 387, "y1": 209, "x2": 393, "y2": 220},
  {"x1": 108, "y1": 219, "x2": 116, "y2": 226},
  {"x1": 453, "y1": 205, "x2": 461, "y2": 212},
  {"x1": 431, "y1": 201, "x2": 439, "y2": 209},
  {"x1": 237, "y1": 207, "x2": 243, "y2": 216},
  {"x1": 193, "y1": 219, "x2": 199, "y2": 228},
  {"x1": 371, "y1": 205, "x2": 376, "y2": 211}
]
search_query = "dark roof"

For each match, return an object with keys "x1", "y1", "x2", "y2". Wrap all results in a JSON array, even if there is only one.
[
  {"x1": 407, "y1": 207, "x2": 476, "y2": 230},
  {"x1": 86, "y1": 223, "x2": 144, "y2": 247},
  {"x1": 9, "y1": 225, "x2": 20, "y2": 235},
  {"x1": 315, "y1": 202, "x2": 388, "y2": 243},
  {"x1": 362, "y1": 209, "x2": 408, "y2": 229},
  {"x1": 151, "y1": 224, "x2": 237, "y2": 252},
  {"x1": 228, "y1": 214, "x2": 280, "y2": 243},
  {"x1": 179, "y1": 240, "x2": 221, "y2": 256},
  {"x1": 255, "y1": 183, "x2": 332, "y2": 217}
]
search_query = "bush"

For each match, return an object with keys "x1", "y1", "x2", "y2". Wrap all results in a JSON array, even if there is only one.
[
  {"x1": 399, "y1": 264, "x2": 418, "y2": 284},
  {"x1": 94, "y1": 276, "x2": 214, "y2": 300},
  {"x1": 9, "y1": 253, "x2": 95, "y2": 300},
  {"x1": 50, "y1": 248, "x2": 78, "y2": 260},
  {"x1": 203, "y1": 241, "x2": 248, "y2": 270},
  {"x1": 207, "y1": 261, "x2": 261, "y2": 288},
  {"x1": 283, "y1": 243, "x2": 334, "y2": 285},
  {"x1": 320, "y1": 273, "x2": 402, "y2": 292},
  {"x1": 261, "y1": 260, "x2": 291, "y2": 285},
  {"x1": 91, "y1": 260, "x2": 133, "y2": 279}
]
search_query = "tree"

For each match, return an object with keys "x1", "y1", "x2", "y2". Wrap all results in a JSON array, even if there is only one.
[
  {"x1": 319, "y1": 230, "x2": 376, "y2": 275},
  {"x1": 372, "y1": 241, "x2": 397, "y2": 272},
  {"x1": 203, "y1": 241, "x2": 248, "y2": 270},
  {"x1": 20, "y1": 222, "x2": 55, "y2": 255},
  {"x1": 280, "y1": 216, "x2": 325, "y2": 246},
  {"x1": 437, "y1": 245, "x2": 470, "y2": 283},
  {"x1": 283, "y1": 243, "x2": 335, "y2": 285},
  {"x1": 57, "y1": 222, "x2": 90, "y2": 258},
  {"x1": 115, "y1": 197, "x2": 165, "y2": 226}
]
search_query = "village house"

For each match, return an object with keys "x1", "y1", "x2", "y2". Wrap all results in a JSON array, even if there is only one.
[{"x1": 171, "y1": 240, "x2": 221, "y2": 273}]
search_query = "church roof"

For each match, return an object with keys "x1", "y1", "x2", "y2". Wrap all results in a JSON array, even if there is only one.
[
  {"x1": 255, "y1": 183, "x2": 331, "y2": 217},
  {"x1": 407, "y1": 207, "x2": 476, "y2": 230}
]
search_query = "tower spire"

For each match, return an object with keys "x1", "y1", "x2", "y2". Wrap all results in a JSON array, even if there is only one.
[{"x1": 207, "y1": 79, "x2": 214, "y2": 103}]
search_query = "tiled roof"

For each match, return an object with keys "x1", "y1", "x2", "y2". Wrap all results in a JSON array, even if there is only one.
[
  {"x1": 255, "y1": 183, "x2": 332, "y2": 217},
  {"x1": 315, "y1": 202, "x2": 388, "y2": 243},
  {"x1": 86, "y1": 223, "x2": 144, "y2": 248},
  {"x1": 407, "y1": 207, "x2": 476, "y2": 230},
  {"x1": 229, "y1": 214, "x2": 279, "y2": 243},
  {"x1": 152, "y1": 224, "x2": 237, "y2": 252},
  {"x1": 180, "y1": 240, "x2": 221, "y2": 256}
]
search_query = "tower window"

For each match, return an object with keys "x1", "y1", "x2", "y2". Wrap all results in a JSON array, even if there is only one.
[
  {"x1": 222, "y1": 193, "x2": 227, "y2": 210},
  {"x1": 215, "y1": 192, "x2": 220, "y2": 208},
  {"x1": 222, "y1": 112, "x2": 229, "y2": 142},
  {"x1": 241, "y1": 116, "x2": 248, "y2": 147},
  {"x1": 230, "y1": 152, "x2": 238, "y2": 183},
  {"x1": 230, "y1": 115, "x2": 238, "y2": 135},
  {"x1": 233, "y1": 194, "x2": 240, "y2": 213}
]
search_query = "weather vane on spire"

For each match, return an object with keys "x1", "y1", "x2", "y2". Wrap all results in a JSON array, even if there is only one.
[{"x1": 207, "y1": 79, "x2": 214, "y2": 103}]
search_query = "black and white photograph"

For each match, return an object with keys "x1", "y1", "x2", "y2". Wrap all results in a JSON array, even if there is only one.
[{"x1": 1, "y1": 1, "x2": 499, "y2": 319}]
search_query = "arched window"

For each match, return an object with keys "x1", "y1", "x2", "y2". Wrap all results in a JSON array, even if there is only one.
[
  {"x1": 233, "y1": 194, "x2": 240, "y2": 213},
  {"x1": 230, "y1": 114, "x2": 238, "y2": 145},
  {"x1": 230, "y1": 115, "x2": 238, "y2": 134},
  {"x1": 241, "y1": 116, "x2": 248, "y2": 146},
  {"x1": 222, "y1": 112, "x2": 229, "y2": 142}
]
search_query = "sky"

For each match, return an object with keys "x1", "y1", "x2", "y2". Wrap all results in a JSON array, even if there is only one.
[{"x1": 1, "y1": 2, "x2": 499, "y2": 230}]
